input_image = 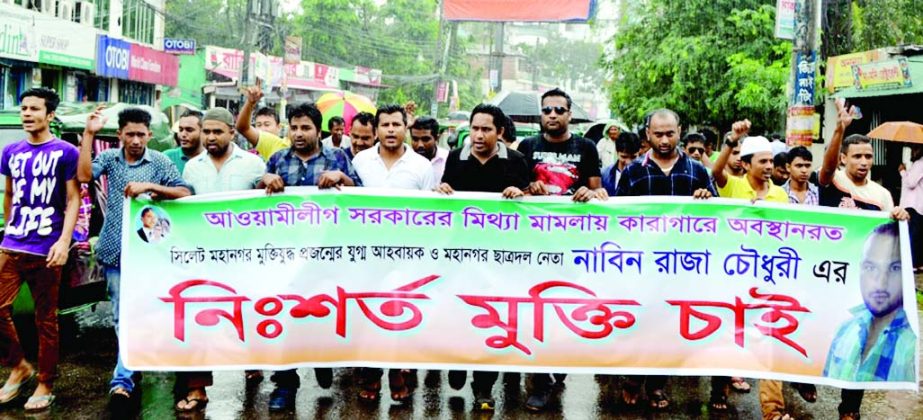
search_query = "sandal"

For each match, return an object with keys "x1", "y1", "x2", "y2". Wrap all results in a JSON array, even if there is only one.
[
  {"x1": 709, "y1": 393, "x2": 729, "y2": 412},
  {"x1": 730, "y1": 377, "x2": 751, "y2": 393},
  {"x1": 621, "y1": 380, "x2": 641, "y2": 408},
  {"x1": 24, "y1": 394, "x2": 55, "y2": 412},
  {"x1": 175, "y1": 388, "x2": 209, "y2": 412},
  {"x1": 389, "y1": 369, "x2": 413, "y2": 403},
  {"x1": 0, "y1": 371, "x2": 35, "y2": 404},
  {"x1": 792, "y1": 382, "x2": 817, "y2": 403},
  {"x1": 358, "y1": 380, "x2": 381, "y2": 402},
  {"x1": 649, "y1": 389, "x2": 670, "y2": 410}
]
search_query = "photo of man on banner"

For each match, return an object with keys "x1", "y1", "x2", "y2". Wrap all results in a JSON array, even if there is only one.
[{"x1": 824, "y1": 222, "x2": 917, "y2": 383}]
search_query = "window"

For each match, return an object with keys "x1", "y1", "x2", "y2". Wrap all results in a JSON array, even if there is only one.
[{"x1": 122, "y1": 0, "x2": 155, "y2": 45}]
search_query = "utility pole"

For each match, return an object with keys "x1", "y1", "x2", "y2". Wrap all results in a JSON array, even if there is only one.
[
  {"x1": 785, "y1": 0, "x2": 820, "y2": 147},
  {"x1": 431, "y1": 0, "x2": 444, "y2": 118},
  {"x1": 490, "y1": 22, "x2": 505, "y2": 93},
  {"x1": 240, "y1": 0, "x2": 255, "y2": 107}
]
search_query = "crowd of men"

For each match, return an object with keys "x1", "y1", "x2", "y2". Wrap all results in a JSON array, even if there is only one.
[{"x1": 0, "y1": 86, "x2": 918, "y2": 419}]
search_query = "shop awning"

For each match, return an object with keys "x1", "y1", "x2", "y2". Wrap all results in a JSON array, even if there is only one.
[{"x1": 835, "y1": 58, "x2": 923, "y2": 98}]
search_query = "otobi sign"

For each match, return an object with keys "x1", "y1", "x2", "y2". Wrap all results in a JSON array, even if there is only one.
[{"x1": 164, "y1": 38, "x2": 196, "y2": 55}]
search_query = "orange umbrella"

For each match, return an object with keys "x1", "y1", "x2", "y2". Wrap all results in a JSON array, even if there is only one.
[
  {"x1": 316, "y1": 92, "x2": 376, "y2": 135},
  {"x1": 867, "y1": 121, "x2": 923, "y2": 144}
]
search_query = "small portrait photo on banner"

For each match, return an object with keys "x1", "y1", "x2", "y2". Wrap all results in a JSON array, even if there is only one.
[
  {"x1": 136, "y1": 205, "x2": 172, "y2": 244},
  {"x1": 823, "y1": 222, "x2": 917, "y2": 382}
]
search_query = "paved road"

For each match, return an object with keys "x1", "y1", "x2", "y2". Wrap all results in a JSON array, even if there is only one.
[{"x1": 0, "y1": 298, "x2": 920, "y2": 419}]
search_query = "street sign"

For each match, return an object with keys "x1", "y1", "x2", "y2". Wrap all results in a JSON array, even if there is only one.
[
  {"x1": 774, "y1": 0, "x2": 795, "y2": 40},
  {"x1": 164, "y1": 38, "x2": 196, "y2": 55}
]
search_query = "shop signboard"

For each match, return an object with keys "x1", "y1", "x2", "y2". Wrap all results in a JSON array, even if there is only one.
[
  {"x1": 824, "y1": 50, "x2": 883, "y2": 92},
  {"x1": 129, "y1": 44, "x2": 179, "y2": 87},
  {"x1": 1, "y1": 4, "x2": 95, "y2": 70},
  {"x1": 164, "y1": 38, "x2": 196, "y2": 55},
  {"x1": 852, "y1": 58, "x2": 912, "y2": 91},
  {"x1": 97, "y1": 35, "x2": 131, "y2": 80}
]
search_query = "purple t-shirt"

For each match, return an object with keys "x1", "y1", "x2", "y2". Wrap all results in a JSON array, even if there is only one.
[{"x1": 0, "y1": 138, "x2": 79, "y2": 256}]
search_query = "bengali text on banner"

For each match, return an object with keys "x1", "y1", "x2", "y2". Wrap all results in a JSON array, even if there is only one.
[{"x1": 119, "y1": 188, "x2": 920, "y2": 390}]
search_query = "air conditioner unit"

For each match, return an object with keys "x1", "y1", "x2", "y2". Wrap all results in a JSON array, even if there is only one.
[
  {"x1": 58, "y1": 0, "x2": 74, "y2": 21},
  {"x1": 77, "y1": 1, "x2": 96, "y2": 26}
]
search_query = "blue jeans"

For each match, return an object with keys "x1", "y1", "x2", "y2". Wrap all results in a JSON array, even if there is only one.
[{"x1": 104, "y1": 264, "x2": 135, "y2": 393}]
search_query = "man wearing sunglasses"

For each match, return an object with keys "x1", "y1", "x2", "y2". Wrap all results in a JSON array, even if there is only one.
[{"x1": 517, "y1": 88, "x2": 605, "y2": 203}]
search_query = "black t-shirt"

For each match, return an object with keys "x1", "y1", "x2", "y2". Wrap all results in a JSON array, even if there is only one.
[
  {"x1": 441, "y1": 145, "x2": 530, "y2": 193},
  {"x1": 517, "y1": 134, "x2": 601, "y2": 195}
]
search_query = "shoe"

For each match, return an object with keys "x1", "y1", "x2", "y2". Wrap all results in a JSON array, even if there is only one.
[
  {"x1": 315, "y1": 368, "x2": 333, "y2": 389},
  {"x1": 448, "y1": 370, "x2": 467, "y2": 390},
  {"x1": 525, "y1": 389, "x2": 550, "y2": 411},
  {"x1": 268, "y1": 387, "x2": 296, "y2": 412}
]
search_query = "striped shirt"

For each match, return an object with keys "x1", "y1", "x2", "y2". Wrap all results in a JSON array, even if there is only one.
[
  {"x1": 782, "y1": 180, "x2": 819, "y2": 206},
  {"x1": 823, "y1": 305, "x2": 916, "y2": 382},
  {"x1": 614, "y1": 151, "x2": 716, "y2": 197}
]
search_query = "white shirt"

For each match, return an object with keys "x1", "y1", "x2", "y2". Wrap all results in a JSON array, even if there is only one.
[
  {"x1": 352, "y1": 144, "x2": 436, "y2": 190},
  {"x1": 597, "y1": 137, "x2": 617, "y2": 169},
  {"x1": 183, "y1": 144, "x2": 266, "y2": 194},
  {"x1": 321, "y1": 134, "x2": 351, "y2": 149}
]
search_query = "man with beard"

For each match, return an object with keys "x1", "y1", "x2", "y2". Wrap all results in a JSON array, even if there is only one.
[
  {"x1": 614, "y1": 109, "x2": 715, "y2": 412},
  {"x1": 258, "y1": 102, "x2": 359, "y2": 411},
  {"x1": 824, "y1": 223, "x2": 915, "y2": 383},
  {"x1": 517, "y1": 88, "x2": 604, "y2": 203},
  {"x1": 261, "y1": 103, "x2": 360, "y2": 192},
  {"x1": 77, "y1": 107, "x2": 191, "y2": 416},
  {"x1": 164, "y1": 110, "x2": 203, "y2": 174},
  {"x1": 172, "y1": 108, "x2": 265, "y2": 412},
  {"x1": 410, "y1": 116, "x2": 449, "y2": 182},
  {"x1": 346, "y1": 112, "x2": 376, "y2": 161},
  {"x1": 352, "y1": 105, "x2": 435, "y2": 190},
  {"x1": 183, "y1": 108, "x2": 265, "y2": 194}
]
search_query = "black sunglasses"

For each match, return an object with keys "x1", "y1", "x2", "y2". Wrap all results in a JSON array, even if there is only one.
[
  {"x1": 541, "y1": 106, "x2": 569, "y2": 115},
  {"x1": 687, "y1": 147, "x2": 705, "y2": 154}
]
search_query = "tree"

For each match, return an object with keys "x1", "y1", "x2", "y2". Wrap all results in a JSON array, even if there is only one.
[
  {"x1": 516, "y1": 32, "x2": 604, "y2": 91},
  {"x1": 850, "y1": 0, "x2": 923, "y2": 51},
  {"x1": 602, "y1": 0, "x2": 790, "y2": 132}
]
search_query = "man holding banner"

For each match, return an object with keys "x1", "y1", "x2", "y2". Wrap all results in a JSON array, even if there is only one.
[
  {"x1": 259, "y1": 102, "x2": 359, "y2": 411},
  {"x1": 819, "y1": 99, "x2": 911, "y2": 420},
  {"x1": 436, "y1": 104, "x2": 530, "y2": 411},
  {"x1": 614, "y1": 108, "x2": 715, "y2": 411},
  {"x1": 77, "y1": 107, "x2": 192, "y2": 416}
]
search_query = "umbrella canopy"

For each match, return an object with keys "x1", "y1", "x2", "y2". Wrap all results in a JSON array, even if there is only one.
[
  {"x1": 867, "y1": 121, "x2": 923, "y2": 144},
  {"x1": 316, "y1": 92, "x2": 376, "y2": 135},
  {"x1": 489, "y1": 90, "x2": 593, "y2": 124}
]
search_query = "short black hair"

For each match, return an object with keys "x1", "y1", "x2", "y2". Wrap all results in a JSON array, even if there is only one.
[
  {"x1": 255, "y1": 106, "x2": 280, "y2": 124},
  {"x1": 328, "y1": 116, "x2": 345, "y2": 130},
  {"x1": 773, "y1": 152, "x2": 788, "y2": 168},
  {"x1": 541, "y1": 88, "x2": 572, "y2": 110},
  {"x1": 19, "y1": 87, "x2": 60, "y2": 113},
  {"x1": 787, "y1": 146, "x2": 813, "y2": 164},
  {"x1": 410, "y1": 116, "x2": 439, "y2": 139},
  {"x1": 872, "y1": 222, "x2": 899, "y2": 238},
  {"x1": 616, "y1": 131, "x2": 641, "y2": 154},
  {"x1": 501, "y1": 115, "x2": 517, "y2": 143},
  {"x1": 141, "y1": 207, "x2": 154, "y2": 218},
  {"x1": 682, "y1": 132, "x2": 706, "y2": 147},
  {"x1": 286, "y1": 103, "x2": 323, "y2": 130},
  {"x1": 700, "y1": 127, "x2": 718, "y2": 147},
  {"x1": 470, "y1": 104, "x2": 507, "y2": 133},
  {"x1": 118, "y1": 108, "x2": 152, "y2": 129},
  {"x1": 179, "y1": 110, "x2": 203, "y2": 126},
  {"x1": 841, "y1": 134, "x2": 872, "y2": 155},
  {"x1": 742, "y1": 154, "x2": 753, "y2": 164},
  {"x1": 648, "y1": 108, "x2": 681, "y2": 127},
  {"x1": 374, "y1": 104, "x2": 406, "y2": 127},
  {"x1": 351, "y1": 112, "x2": 375, "y2": 130},
  {"x1": 770, "y1": 132, "x2": 782, "y2": 141}
]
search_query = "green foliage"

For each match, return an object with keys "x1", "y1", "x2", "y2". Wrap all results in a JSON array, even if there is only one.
[
  {"x1": 850, "y1": 0, "x2": 923, "y2": 51},
  {"x1": 515, "y1": 32, "x2": 604, "y2": 89},
  {"x1": 603, "y1": 0, "x2": 790, "y2": 132}
]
